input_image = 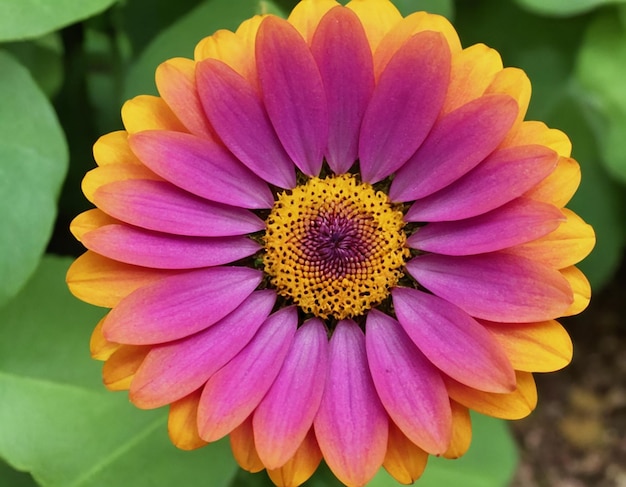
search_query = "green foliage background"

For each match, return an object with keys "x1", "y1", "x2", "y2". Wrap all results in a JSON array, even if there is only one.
[{"x1": 0, "y1": 0, "x2": 624, "y2": 485}]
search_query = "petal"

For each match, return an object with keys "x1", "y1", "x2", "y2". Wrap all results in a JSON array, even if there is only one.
[
  {"x1": 481, "y1": 319, "x2": 573, "y2": 373},
  {"x1": 93, "y1": 131, "x2": 141, "y2": 166},
  {"x1": 445, "y1": 371, "x2": 538, "y2": 420},
  {"x1": 129, "y1": 290, "x2": 276, "y2": 408},
  {"x1": 102, "y1": 345, "x2": 151, "y2": 391},
  {"x1": 390, "y1": 94, "x2": 519, "y2": 202},
  {"x1": 155, "y1": 58, "x2": 214, "y2": 138},
  {"x1": 70, "y1": 209, "x2": 117, "y2": 241},
  {"x1": 256, "y1": 16, "x2": 328, "y2": 177},
  {"x1": 383, "y1": 421, "x2": 429, "y2": 484},
  {"x1": 129, "y1": 130, "x2": 274, "y2": 209},
  {"x1": 314, "y1": 319, "x2": 388, "y2": 487},
  {"x1": 267, "y1": 429, "x2": 322, "y2": 487},
  {"x1": 561, "y1": 266, "x2": 591, "y2": 316},
  {"x1": 90, "y1": 315, "x2": 120, "y2": 360},
  {"x1": 359, "y1": 31, "x2": 451, "y2": 183},
  {"x1": 194, "y1": 29, "x2": 257, "y2": 85},
  {"x1": 407, "y1": 198, "x2": 565, "y2": 255},
  {"x1": 375, "y1": 11, "x2": 462, "y2": 79},
  {"x1": 103, "y1": 266, "x2": 263, "y2": 344},
  {"x1": 168, "y1": 390, "x2": 208, "y2": 450},
  {"x1": 405, "y1": 144, "x2": 559, "y2": 222},
  {"x1": 230, "y1": 416, "x2": 265, "y2": 473},
  {"x1": 406, "y1": 253, "x2": 574, "y2": 322},
  {"x1": 442, "y1": 43, "x2": 503, "y2": 115},
  {"x1": 121, "y1": 95, "x2": 187, "y2": 133},
  {"x1": 365, "y1": 310, "x2": 452, "y2": 454},
  {"x1": 198, "y1": 307, "x2": 298, "y2": 442},
  {"x1": 501, "y1": 120, "x2": 572, "y2": 158},
  {"x1": 66, "y1": 251, "x2": 178, "y2": 308},
  {"x1": 310, "y1": 6, "x2": 375, "y2": 174},
  {"x1": 93, "y1": 180, "x2": 265, "y2": 237},
  {"x1": 505, "y1": 209, "x2": 595, "y2": 268},
  {"x1": 287, "y1": 0, "x2": 339, "y2": 44},
  {"x1": 485, "y1": 67, "x2": 531, "y2": 129},
  {"x1": 346, "y1": 0, "x2": 402, "y2": 52},
  {"x1": 392, "y1": 287, "x2": 516, "y2": 393},
  {"x1": 81, "y1": 224, "x2": 261, "y2": 269},
  {"x1": 254, "y1": 318, "x2": 329, "y2": 469},
  {"x1": 82, "y1": 164, "x2": 162, "y2": 203},
  {"x1": 195, "y1": 58, "x2": 296, "y2": 189},
  {"x1": 443, "y1": 401, "x2": 472, "y2": 459},
  {"x1": 525, "y1": 156, "x2": 580, "y2": 207}
]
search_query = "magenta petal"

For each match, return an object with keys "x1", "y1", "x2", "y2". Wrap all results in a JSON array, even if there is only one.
[
  {"x1": 129, "y1": 130, "x2": 274, "y2": 209},
  {"x1": 391, "y1": 288, "x2": 516, "y2": 393},
  {"x1": 253, "y1": 318, "x2": 329, "y2": 469},
  {"x1": 406, "y1": 253, "x2": 574, "y2": 322},
  {"x1": 196, "y1": 59, "x2": 296, "y2": 188},
  {"x1": 390, "y1": 94, "x2": 519, "y2": 202},
  {"x1": 103, "y1": 266, "x2": 262, "y2": 344},
  {"x1": 94, "y1": 180, "x2": 265, "y2": 237},
  {"x1": 314, "y1": 320, "x2": 388, "y2": 487},
  {"x1": 408, "y1": 198, "x2": 565, "y2": 255},
  {"x1": 81, "y1": 224, "x2": 260, "y2": 269},
  {"x1": 256, "y1": 16, "x2": 328, "y2": 177},
  {"x1": 197, "y1": 306, "x2": 298, "y2": 442},
  {"x1": 406, "y1": 145, "x2": 559, "y2": 222},
  {"x1": 129, "y1": 290, "x2": 276, "y2": 409},
  {"x1": 310, "y1": 7, "x2": 374, "y2": 174},
  {"x1": 358, "y1": 31, "x2": 451, "y2": 183},
  {"x1": 366, "y1": 309, "x2": 451, "y2": 454}
]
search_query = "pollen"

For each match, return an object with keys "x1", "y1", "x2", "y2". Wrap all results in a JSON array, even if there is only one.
[{"x1": 263, "y1": 174, "x2": 409, "y2": 320}]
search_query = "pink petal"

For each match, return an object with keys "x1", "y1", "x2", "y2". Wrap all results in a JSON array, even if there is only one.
[
  {"x1": 390, "y1": 94, "x2": 518, "y2": 202},
  {"x1": 93, "y1": 179, "x2": 265, "y2": 237},
  {"x1": 391, "y1": 287, "x2": 516, "y2": 393},
  {"x1": 81, "y1": 224, "x2": 260, "y2": 269},
  {"x1": 129, "y1": 130, "x2": 274, "y2": 209},
  {"x1": 314, "y1": 320, "x2": 388, "y2": 487},
  {"x1": 129, "y1": 290, "x2": 276, "y2": 409},
  {"x1": 358, "y1": 31, "x2": 451, "y2": 183},
  {"x1": 406, "y1": 253, "x2": 574, "y2": 322},
  {"x1": 256, "y1": 16, "x2": 328, "y2": 177},
  {"x1": 408, "y1": 198, "x2": 565, "y2": 255},
  {"x1": 196, "y1": 59, "x2": 296, "y2": 189},
  {"x1": 253, "y1": 318, "x2": 329, "y2": 469},
  {"x1": 310, "y1": 6, "x2": 374, "y2": 174},
  {"x1": 103, "y1": 266, "x2": 262, "y2": 344},
  {"x1": 197, "y1": 306, "x2": 298, "y2": 442},
  {"x1": 405, "y1": 144, "x2": 558, "y2": 222},
  {"x1": 365, "y1": 309, "x2": 451, "y2": 454}
]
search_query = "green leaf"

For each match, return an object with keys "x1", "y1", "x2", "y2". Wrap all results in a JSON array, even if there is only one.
[
  {"x1": 124, "y1": 0, "x2": 279, "y2": 98},
  {"x1": 514, "y1": 0, "x2": 626, "y2": 16},
  {"x1": 0, "y1": 460, "x2": 38, "y2": 487},
  {"x1": 577, "y1": 7, "x2": 626, "y2": 183},
  {"x1": 0, "y1": 51, "x2": 68, "y2": 308},
  {"x1": 0, "y1": 257, "x2": 240, "y2": 487},
  {"x1": 393, "y1": 0, "x2": 455, "y2": 19}
]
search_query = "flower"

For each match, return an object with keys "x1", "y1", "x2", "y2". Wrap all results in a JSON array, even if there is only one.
[{"x1": 66, "y1": 0, "x2": 595, "y2": 485}]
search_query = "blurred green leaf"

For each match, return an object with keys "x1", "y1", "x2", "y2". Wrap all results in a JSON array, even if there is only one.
[
  {"x1": 394, "y1": 0, "x2": 455, "y2": 19},
  {"x1": 0, "y1": 460, "x2": 38, "y2": 487},
  {"x1": 124, "y1": 0, "x2": 284, "y2": 98},
  {"x1": 0, "y1": 257, "x2": 240, "y2": 487},
  {"x1": 0, "y1": 0, "x2": 119, "y2": 41},
  {"x1": 0, "y1": 51, "x2": 68, "y2": 308},
  {"x1": 577, "y1": 7, "x2": 626, "y2": 183},
  {"x1": 514, "y1": 0, "x2": 626, "y2": 16}
]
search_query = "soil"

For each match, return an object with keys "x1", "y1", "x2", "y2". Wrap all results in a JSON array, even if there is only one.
[{"x1": 509, "y1": 257, "x2": 626, "y2": 487}]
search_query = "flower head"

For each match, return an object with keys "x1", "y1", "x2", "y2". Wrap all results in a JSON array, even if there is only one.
[{"x1": 67, "y1": 0, "x2": 595, "y2": 485}]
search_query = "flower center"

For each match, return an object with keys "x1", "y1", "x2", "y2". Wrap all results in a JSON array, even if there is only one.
[{"x1": 263, "y1": 175, "x2": 409, "y2": 320}]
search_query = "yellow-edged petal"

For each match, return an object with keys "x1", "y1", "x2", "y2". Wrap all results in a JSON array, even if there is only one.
[
  {"x1": 442, "y1": 43, "x2": 502, "y2": 115},
  {"x1": 230, "y1": 416, "x2": 265, "y2": 473},
  {"x1": 194, "y1": 29, "x2": 257, "y2": 85},
  {"x1": 501, "y1": 121, "x2": 572, "y2": 158},
  {"x1": 561, "y1": 266, "x2": 591, "y2": 316},
  {"x1": 121, "y1": 95, "x2": 186, "y2": 134},
  {"x1": 69, "y1": 209, "x2": 117, "y2": 241},
  {"x1": 445, "y1": 371, "x2": 537, "y2": 420},
  {"x1": 168, "y1": 390, "x2": 208, "y2": 450},
  {"x1": 383, "y1": 421, "x2": 428, "y2": 484},
  {"x1": 482, "y1": 320, "x2": 573, "y2": 373},
  {"x1": 66, "y1": 251, "x2": 177, "y2": 308},
  {"x1": 287, "y1": 0, "x2": 339, "y2": 44},
  {"x1": 81, "y1": 163, "x2": 162, "y2": 203},
  {"x1": 102, "y1": 345, "x2": 150, "y2": 392},
  {"x1": 346, "y1": 0, "x2": 402, "y2": 52},
  {"x1": 89, "y1": 314, "x2": 121, "y2": 360},
  {"x1": 526, "y1": 156, "x2": 580, "y2": 207},
  {"x1": 442, "y1": 401, "x2": 472, "y2": 459},
  {"x1": 485, "y1": 67, "x2": 531, "y2": 129},
  {"x1": 267, "y1": 429, "x2": 322, "y2": 487},
  {"x1": 93, "y1": 131, "x2": 141, "y2": 166}
]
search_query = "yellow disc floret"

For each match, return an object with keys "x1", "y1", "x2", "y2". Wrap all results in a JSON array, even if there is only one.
[{"x1": 263, "y1": 175, "x2": 409, "y2": 320}]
